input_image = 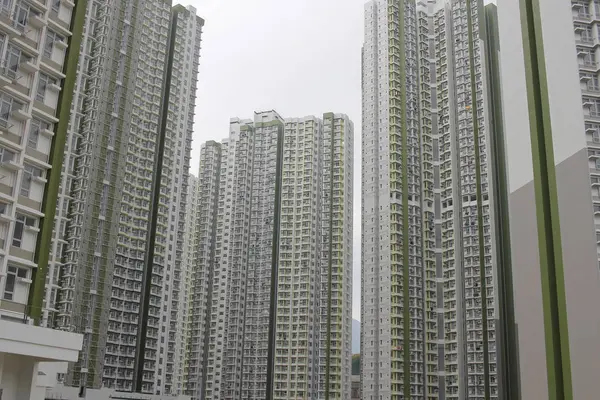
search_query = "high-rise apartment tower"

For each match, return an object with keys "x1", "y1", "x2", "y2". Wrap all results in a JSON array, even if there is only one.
[
  {"x1": 184, "y1": 111, "x2": 353, "y2": 400},
  {"x1": 361, "y1": 0, "x2": 502, "y2": 398},
  {"x1": 49, "y1": 1, "x2": 203, "y2": 395},
  {"x1": 0, "y1": 0, "x2": 84, "y2": 323}
]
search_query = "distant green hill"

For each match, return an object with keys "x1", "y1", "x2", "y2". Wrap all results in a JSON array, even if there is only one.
[{"x1": 352, "y1": 354, "x2": 360, "y2": 375}]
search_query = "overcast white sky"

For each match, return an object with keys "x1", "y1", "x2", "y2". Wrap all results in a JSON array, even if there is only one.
[{"x1": 185, "y1": 0, "x2": 366, "y2": 320}]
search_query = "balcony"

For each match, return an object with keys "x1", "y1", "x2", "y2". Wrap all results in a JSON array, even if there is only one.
[
  {"x1": 580, "y1": 61, "x2": 599, "y2": 73},
  {"x1": 0, "y1": 65, "x2": 17, "y2": 87},
  {"x1": 40, "y1": 54, "x2": 64, "y2": 77},
  {"x1": 48, "y1": 10, "x2": 70, "y2": 36},
  {"x1": 577, "y1": 35, "x2": 597, "y2": 48},
  {"x1": 29, "y1": 13, "x2": 46, "y2": 29},
  {"x1": 574, "y1": 11, "x2": 592, "y2": 22},
  {"x1": 20, "y1": 58, "x2": 38, "y2": 74},
  {"x1": 589, "y1": 111, "x2": 600, "y2": 122},
  {"x1": 11, "y1": 32, "x2": 39, "y2": 56},
  {"x1": 29, "y1": 0, "x2": 49, "y2": 13},
  {"x1": 583, "y1": 85, "x2": 600, "y2": 98},
  {"x1": 11, "y1": 105, "x2": 30, "y2": 122},
  {"x1": 0, "y1": 10, "x2": 19, "y2": 37}
]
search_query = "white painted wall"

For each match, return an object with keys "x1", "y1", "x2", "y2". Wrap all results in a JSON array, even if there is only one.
[
  {"x1": 497, "y1": 0, "x2": 534, "y2": 194},
  {"x1": 0, "y1": 321, "x2": 82, "y2": 400},
  {"x1": 58, "y1": 4, "x2": 72, "y2": 24}
]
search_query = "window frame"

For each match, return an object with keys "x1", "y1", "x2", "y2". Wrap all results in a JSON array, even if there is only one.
[
  {"x1": 20, "y1": 164, "x2": 41, "y2": 197},
  {"x1": 0, "y1": 93, "x2": 13, "y2": 125},
  {"x1": 36, "y1": 73, "x2": 50, "y2": 102},
  {"x1": 28, "y1": 118, "x2": 42, "y2": 149},
  {"x1": 13, "y1": 2, "x2": 29, "y2": 31},
  {"x1": 12, "y1": 213, "x2": 36, "y2": 247},
  {"x1": 3, "y1": 265, "x2": 28, "y2": 301},
  {"x1": 0, "y1": 146, "x2": 14, "y2": 163}
]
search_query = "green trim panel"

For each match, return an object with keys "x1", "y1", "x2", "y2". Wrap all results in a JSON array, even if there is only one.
[
  {"x1": 519, "y1": 0, "x2": 573, "y2": 398},
  {"x1": 265, "y1": 123, "x2": 284, "y2": 400}
]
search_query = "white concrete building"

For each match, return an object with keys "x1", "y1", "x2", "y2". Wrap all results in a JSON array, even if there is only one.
[
  {"x1": 497, "y1": 0, "x2": 600, "y2": 398},
  {"x1": 185, "y1": 111, "x2": 353, "y2": 400},
  {"x1": 47, "y1": 0, "x2": 203, "y2": 395},
  {"x1": 0, "y1": 2, "x2": 85, "y2": 399},
  {"x1": 0, "y1": 0, "x2": 79, "y2": 325},
  {"x1": 150, "y1": 6, "x2": 204, "y2": 396},
  {"x1": 361, "y1": 1, "x2": 500, "y2": 399},
  {"x1": 0, "y1": 320, "x2": 82, "y2": 400},
  {"x1": 183, "y1": 142, "x2": 220, "y2": 399}
]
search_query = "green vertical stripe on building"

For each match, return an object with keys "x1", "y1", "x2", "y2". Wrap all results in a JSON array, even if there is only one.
[
  {"x1": 28, "y1": 0, "x2": 88, "y2": 324},
  {"x1": 519, "y1": 0, "x2": 573, "y2": 398},
  {"x1": 266, "y1": 122, "x2": 284, "y2": 400},
  {"x1": 465, "y1": 0, "x2": 490, "y2": 397},
  {"x1": 136, "y1": 4, "x2": 178, "y2": 391}
]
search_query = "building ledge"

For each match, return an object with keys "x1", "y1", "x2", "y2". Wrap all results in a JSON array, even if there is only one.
[{"x1": 0, "y1": 320, "x2": 82, "y2": 362}]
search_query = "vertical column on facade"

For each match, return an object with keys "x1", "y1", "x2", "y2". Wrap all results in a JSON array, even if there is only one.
[
  {"x1": 184, "y1": 142, "x2": 221, "y2": 400},
  {"x1": 448, "y1": 0, "x2": 498, "y2": 398},
  {"x1": 244, "y1": 114, "x2": 282, "y2": 400},
  {"x1": 416, "y1": 4, "x2": 438, "y2": 399},
  {"x1": 204, "y1": 128, "x2": 242, "y2": 400},
  {"x1": 360, "y1": 1, "x2": 387, "y2": 399},
  {"x1": 147, "y1": 6, "x2": 203, "y2": 395},
  {"x1": 221, "y1": 121, "x2": 254, "y2": 400},
  {"x1": 318, "y1": 114, "x2": 354, "y2": 400},
  {"x1": 273, "y1": 117, "x2": 321, "y2": 400}
]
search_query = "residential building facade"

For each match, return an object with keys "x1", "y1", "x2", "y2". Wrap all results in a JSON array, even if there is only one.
[
  {"x1": 45, "y1": 0, "x2": 203, "y2": 395},
  {"x1": 0, "y1": 0, "x2": 82, "y2": 323},
  {"x1": 184, "y1": 111, "x2": 353, "y2": 400},
  {"x1": 0, "y1": 2, "x2": 87, "y2": 400},
  {"x1": 183, "y1": 142, "x2": 221, "y2": 399},
  {"x1": 498, "y1": 0, "x2": 600, "y2": 398},
  {"x1": 361, "y1": 0, "x2": 500, "y2": 399}
]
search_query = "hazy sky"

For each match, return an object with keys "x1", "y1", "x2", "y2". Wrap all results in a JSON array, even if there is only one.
[{"x1": 185, "y1": 0, "x2": 366, "y2": 320}]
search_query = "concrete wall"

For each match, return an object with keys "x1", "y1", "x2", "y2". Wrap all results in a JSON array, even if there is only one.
[{"x1": 498, "y1": 0, "x2": 600, "y2": 398}]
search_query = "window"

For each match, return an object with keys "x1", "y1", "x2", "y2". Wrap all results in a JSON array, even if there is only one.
[
  {"x1": 36, "y1": 73, "x2": 51, "y2": 102},
  {"x1": 51, "y1": 0, "x2": 59, "y2": 13},
  {"x1": 21, "y1": 164, "x2": 41, "y2": 197},
  {"x1": 0, "y1": 93, "x2": 12, "y2": 126},
  {"x1": 0, "y1": 0, "x2": 11, "y2": 15},
  {"x1": 3, "y1": 266, "x2": 27, "y2": 300},
  {"x1": 0, "y1": 146, "x2": 14, "y2": 163},
  {"x1": 12, "y1": 213, "x2": 35, "y2": 247},
  {"x1": 5, "y1": 45, "x2": 21, "y2": 79},
  {"x1": 28, "y1": 118, "x2": 45, "y2": 149},
  {"x1": 13, "y1": 2, "x2": 29, "y2": 32},
  {"x1": 0, "y1": 201, "x2": 7, "y2": 215},
  {"x1": 4, "y1": 267, "x2": 15, "y2": 300},
  {"x1": 44, "y1": 30, "x2": 64, "y2": 59},
  {"x1": 44, "y1": 32, "x2": 54, "y2": 59}
]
